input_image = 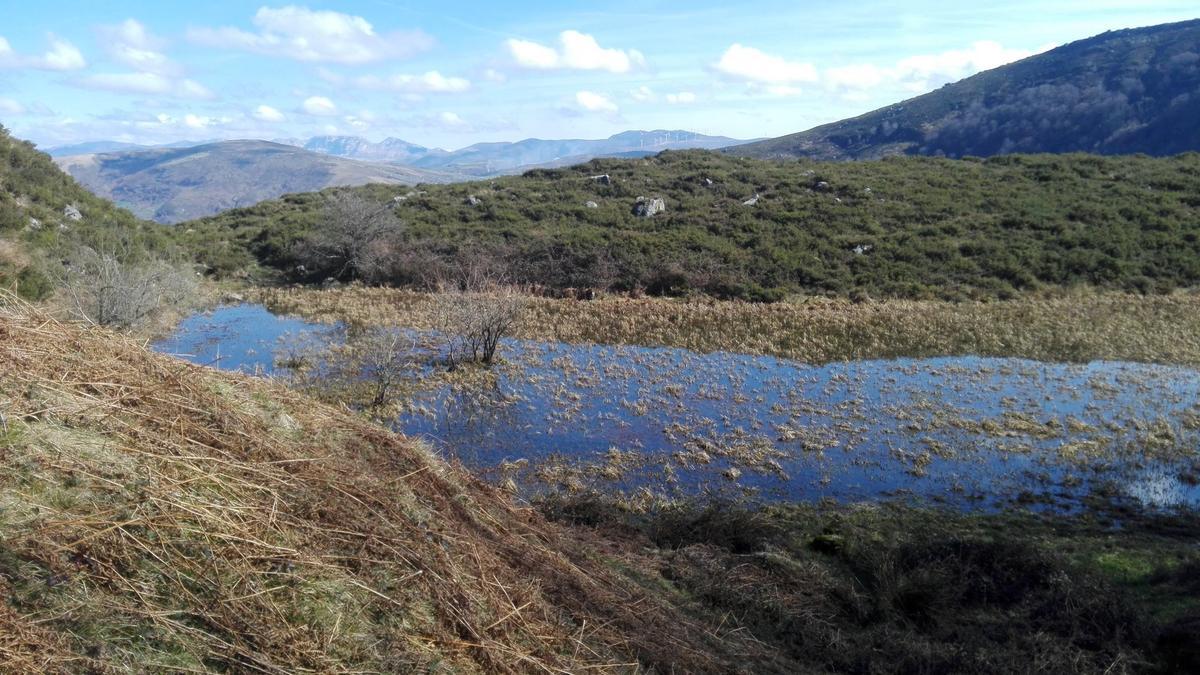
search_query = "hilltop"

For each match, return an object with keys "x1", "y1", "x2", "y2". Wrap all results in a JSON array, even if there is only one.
[
  {"x1": 182, "y1": 149, "x2": 1200, "y2": 301},
  {"x1": 55, "y1": 140, "x2": 462, "y2": 224},
  {"x1": 730, "y1": 19, "x2": 1200, "y2": 160}
]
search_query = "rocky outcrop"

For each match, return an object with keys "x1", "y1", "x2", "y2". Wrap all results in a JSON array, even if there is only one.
[{"x1": 632, "y1": 196, "x2": 666, "y2": 217}]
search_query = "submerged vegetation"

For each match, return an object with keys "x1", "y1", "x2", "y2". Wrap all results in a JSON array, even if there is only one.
[
  {"x1": 260, "y1": 285, "x2": 1200, "y2": 366},
  {"x1": 185, "y1": 150, "x2": 1200, "y2": 301}
]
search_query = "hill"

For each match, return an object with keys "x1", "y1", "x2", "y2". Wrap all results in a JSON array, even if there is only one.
[
  {"x1": 730, "y1": 19, "x2": 1200, "y2": 160},
  {"x1": 0, "y1": 123, "x2": 175, "y2": 299},
  {"x1": 55, "y1": 140, "x2": 462, "y2": 224},
  {"x1": 182, "y1": 149, "x2": 1200, "y2": 301}
]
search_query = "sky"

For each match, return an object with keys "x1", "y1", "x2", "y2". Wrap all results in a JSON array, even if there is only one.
[{"x1": 0, "y1": 1, "x2": 1197, "y2": 151}]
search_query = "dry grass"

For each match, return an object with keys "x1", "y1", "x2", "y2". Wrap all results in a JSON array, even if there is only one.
[
  {"x1": 0, "y1": 292, "x2": 781, "y2": 673},
  {"x1": 258, "y1": 286, "x2": 1200, "y2": 366}
]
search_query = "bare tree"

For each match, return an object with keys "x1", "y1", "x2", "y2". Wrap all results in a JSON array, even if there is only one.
[
  {"x1": 297, "y1": 192, "x2": 403, "y2": 282},
  {"x1": 432, "y1": 281, "x2": 527, "y2": 365},
  {"x1": 60, "y1": 246, "x2": 198, "y2": 328}
]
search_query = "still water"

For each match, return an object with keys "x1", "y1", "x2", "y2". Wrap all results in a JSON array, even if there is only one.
[{"x1": 157, "y1": 304, "x2": 1200, "y2": 512}]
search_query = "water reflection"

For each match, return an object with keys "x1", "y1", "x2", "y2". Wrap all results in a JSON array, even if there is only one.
[{"x1": 156, "y1": 304, "x2": 1200, "y2": 512}]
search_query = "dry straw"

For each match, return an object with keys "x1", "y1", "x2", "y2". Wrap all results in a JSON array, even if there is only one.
[{"x1": 0, "y1": 291, "x2": 767, "y2": 673}]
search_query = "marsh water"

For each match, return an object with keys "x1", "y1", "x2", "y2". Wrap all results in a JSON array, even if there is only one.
[{"x1": 156, "y1": 304, "x2": 1200, "y2": 512}]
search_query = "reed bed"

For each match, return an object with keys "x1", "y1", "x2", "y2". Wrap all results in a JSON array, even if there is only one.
[
  {"x1": 0, "y1": 293, "x2": 776, "y2": 673},
  {"x1": 257, "y1": 286, "x2": 1200, "y2": 366}
]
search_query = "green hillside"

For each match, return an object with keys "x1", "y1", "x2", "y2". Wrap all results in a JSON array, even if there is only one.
[
  {"x1": 729, "y1": 19, "x2": 1200, "y2": 160},
  {"x1": 0, "y1": 124, "x2": 175, "y2": 299},
  {"x1": 183, "y1": 149, "x2": 1200, "y2": 301}
]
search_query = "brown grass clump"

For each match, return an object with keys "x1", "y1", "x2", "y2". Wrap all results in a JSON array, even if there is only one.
[
  {"x1": 0, "y1": 293, "x2": 780, "y2": 673},
  {"x1": 258, "y1": 286, "x2": 1200, "y2": 366}
]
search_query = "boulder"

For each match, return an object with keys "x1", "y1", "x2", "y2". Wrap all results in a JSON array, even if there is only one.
[
  {"x1": 742, "y1": 193, "x2": 760, "y2": 206},
  {"x1": 27, "y1": 217, "x2": 41, "y2": 230},
  {"x1": 632, "y1": 196, "x2": 666, "y2": 218},
  {"x1": 853, "y1": 244, "x2": 873, "y2": 255},
  {"x1": 589, "y1": 174, "x2": 612, "y2": 185},
  {"x1": 465, "y1": 194, "x2": 481, "y2": 206},
  {"x1": 63, "y1": 205, "x2": 82, "y2": 221},
  {"x1": 585, "y1": 200, "x2": 599, "y2": 209},
  {"x1": 814, "y1": 181, "x2": 832, "y2": 192},
  {"x1": 703, "y1": 177, "x2": 714, "y2": 186}
]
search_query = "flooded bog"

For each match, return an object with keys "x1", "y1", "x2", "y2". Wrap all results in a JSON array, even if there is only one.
[{"x1": 157, "y1": 305, "x2": 1200, "y2": 512}]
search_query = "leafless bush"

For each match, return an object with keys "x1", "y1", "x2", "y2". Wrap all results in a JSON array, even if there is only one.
[
  {"x1": 295, "y1": 192, "x2": 404, "y2": 282},
  {"x1": 59, "y1": 247, "x2": 198, "y2": 328},
  {"x1": 432, "y1": 281, "x2": 528, "y2": 365}
]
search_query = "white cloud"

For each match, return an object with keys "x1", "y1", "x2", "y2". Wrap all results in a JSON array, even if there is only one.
[
  {"x1": 575, "y1": 90, "x2": 617, "y2": 113},
  {"x1": 188, "y1": 6, "x2": 433, "y2": 64},
  {"x1": 253, "y1": 104, "x2": 285, "y2": 122},
  {"x1": 714, "y1": 44, "x2": 817, "y2": 85},
  {"x1": 438, "y1": 111, "x2": 467, "y2": 128},
  {"x1": 666, "y1": 91, "x2": 697, "y2": 104},
  {"x1": 0, "y1": 97, "x2": 25, "y2": 114},
  {"x1": 302, "y1": 96, "x2": 337, "y2": 116},
  {"x1": 34, "y1": 35, "x2": 86, "y2": 70},
  {"x1": 0, "y1": 34, "x2": 87, "y2": 71},
  {"x1": 822, "y1": 41, "x2": 1041, "y2": 95},
  {"x1": 631, "y1": 85, "x2": 654, "y2": 102},
  {"x1": 98, "y1": 19, "x2": 177, "y2": 75},
  {"x1": 506, "y1": 30, "x2": 645, "y2": 73},
  {"x1": 352, "y1": 70, "x2": 470, "y2": 93},
  {"x1": 892, "y1": 41, "x2": 1036, "y2": 90},
  {"x1": 184, "y1": 113, "x2": 220, "y2": 129},
  {"x1": 79, "y1": 72, "x2": 214, "y2": 98}
]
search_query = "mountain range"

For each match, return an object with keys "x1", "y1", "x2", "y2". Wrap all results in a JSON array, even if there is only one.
[
  {"x1": 730, "y1": 19, "x2": 1200, "y2": 160},
  {"x1": 54, "y1": 140, "x2": 459, "y2": 223},
  {"x1": 281, "y1": 129, "x2": 747, "y2": 175}
]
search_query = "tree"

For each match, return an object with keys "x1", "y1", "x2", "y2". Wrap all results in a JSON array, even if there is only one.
[
  {"x1": 432, "y1": 281, "x2": 527, "y2": 366},
  {"x1": 59, "y1": 246, "x2": 198, "y2": 328},
  {"x1": 296, "y1": 192, "x2": 403, "y2": 282}
]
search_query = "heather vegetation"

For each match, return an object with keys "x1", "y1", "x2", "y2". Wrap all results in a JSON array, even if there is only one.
[{"x1": 184, "y1": 150, "x2": 1200, "y2": 301}]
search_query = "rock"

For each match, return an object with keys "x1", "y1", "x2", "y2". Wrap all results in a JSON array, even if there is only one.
[
  {"x1": 742, "y1": 193, "x2": 760, "y2": 206},
  {"x1": 834, "y1": 197, "x2": 843, "y2": 203},
  {"x1": 722, "y1": 467, "x2": 742, "y2": 480},
  {"x1": 853, "y1": 244, "x2": 873, "y2": 255},
  {"x1": 222, "y1": 292, "x2": 245, "y2": 304},
  {"x1": 863, "y1": 187, "x2": 872, "y2": 194},
  {"x1": 585, "y1": 200, "x2": 599, "y2": 208},
  {"x1": 632, "y1": 196, "x2": 666, "y2": 218},
  {"x1": 814, "y1": 181, "x2": 832, "y2": 192},
  {"x1": 589, "y1": 174, "x2": 612, "y2": 185},
  {"x1": 703, "y1": 177, "x2": 714, "y2": 186},
  {"x1": 63, "y1": 205, "x2": 82, "y2": 221},
  {"x1": 27, "y1": 217, "x2": 41, "y2": 230},
  {"x1": 465, "y1": 194, "x2": 481, "y2": 206}
]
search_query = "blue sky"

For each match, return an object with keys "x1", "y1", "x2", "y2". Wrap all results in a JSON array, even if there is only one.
[{"x1": 1, "y1": 1, "x2": 1196, "y2": 150}]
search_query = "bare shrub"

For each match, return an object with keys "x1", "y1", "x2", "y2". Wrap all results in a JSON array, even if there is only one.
[
  {"x1": 59, "y1": 247, "x2": 198, "y2": 328},
  {"x1": 295, "y1": 192, "x2": 403, "y2": 282},
  {"x1": 432, "y1": 282, "x2": 527, "y2": 365}
]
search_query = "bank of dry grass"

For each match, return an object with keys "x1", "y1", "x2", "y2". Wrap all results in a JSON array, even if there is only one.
[
  {"x1": 0, "y1": 294, "x2": 781, "y2": 673},
  {"x1": 259, "y1": 286, "x2": 1200, "y2": 366}
]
